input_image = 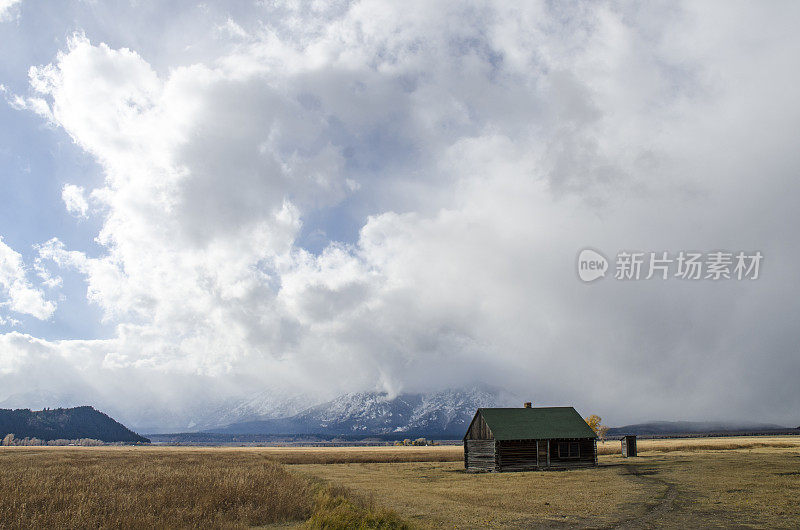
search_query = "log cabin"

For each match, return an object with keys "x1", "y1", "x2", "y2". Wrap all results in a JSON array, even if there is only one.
[{"x1": 463, "y1": 404, "x2": 598, "y2": 472}]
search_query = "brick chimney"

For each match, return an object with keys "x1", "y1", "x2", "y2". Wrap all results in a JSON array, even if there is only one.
[{"x1": 523, "y1": 402, "x2": 532, "y2": 408}]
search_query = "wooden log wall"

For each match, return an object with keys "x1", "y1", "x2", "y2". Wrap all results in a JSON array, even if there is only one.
[
  {"x1": 492, "y1": 438, "x2": 597, "y2": 471},
  {"x1": 465, "y1": 436, "x2": 598, "y2": 472},
  {"x1": 464, "y1": 440, "x2": 497, "y2": 472},
  {"x1": 496, "y1": 440, "x2": 540, "y2": 471},
  {"x1": 546, "y1": 438, "x2": 597, "y2": 469}
]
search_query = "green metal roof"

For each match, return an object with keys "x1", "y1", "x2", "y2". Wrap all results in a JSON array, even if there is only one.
[{"x1": 472, "y1": 407, "x2": 597, "y2": 441}]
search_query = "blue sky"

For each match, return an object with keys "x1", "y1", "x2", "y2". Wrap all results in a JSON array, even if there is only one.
[
  {"x1": 0, "y1": 33, "x2": 108, "y2": 340},
  {"x1": 1, "y1": 1, "x2": 799, "y2": 431}
]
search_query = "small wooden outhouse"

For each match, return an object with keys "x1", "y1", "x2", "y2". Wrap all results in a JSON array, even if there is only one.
[{"x1": 621, "y1": 435, "x2": 637, "y2": 457}]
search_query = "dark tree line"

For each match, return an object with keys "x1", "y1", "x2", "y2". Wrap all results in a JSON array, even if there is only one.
[{"x1": 0, "y1": 406, "x2": 149, "y2": 443}]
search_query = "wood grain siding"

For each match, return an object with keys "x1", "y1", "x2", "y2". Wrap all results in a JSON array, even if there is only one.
[
  {"x1": 491, "y1": 438, "x2": 595, "y2": 471},
  {"x1": 622, "y1": 435, "x2": 637, "y2": 457},
  {"x1": 496, "y1": 440, "x2": 540, "y2": 471},
  {"x1": 463, "y1": 412, "x2": 493, "y2": 440},
  {"x1": 546, "y1": 438, "x2": 597, "y2": 469},
  {"x1": 464, "y1": 440, "x2": 497, "y2": 472},
  {"x1": 538, "y1": 438, "x2": 548, "y2": 466}
]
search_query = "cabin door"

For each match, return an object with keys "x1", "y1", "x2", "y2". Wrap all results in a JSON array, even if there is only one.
[{"x1": 537, "y1": 439, "x2": 549, "y2": 467}]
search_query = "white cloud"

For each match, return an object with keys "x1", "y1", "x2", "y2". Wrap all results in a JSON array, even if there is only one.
[
  {"x1": 61, "y1": 184, "x2": 89, "y2": 218},
  {"x1": 215, "y1": 17, "x2": 249, "y2": 40},
  {"x1": 4, "y1": 1, "x2": 800, "y2": 427},
  {"x1": 1, "y1": 83, "x2": 54, "y2": 122},
  {"x1": 0, "y1": 0, "x2": 21, "y2": 22},
  {"x1": 0, "y1": 237, "x2": 55, "y2": 320},
  {"x1": 0, "y1": 315, "x2": 20, "y2": 327}
]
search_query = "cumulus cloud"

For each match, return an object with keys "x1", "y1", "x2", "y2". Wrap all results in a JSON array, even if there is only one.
[
  {"x1": 0, "y1": 0, "x2": 22, "y2": 22},
  {"x1": 0, "y1": 238, "x2": 55, "y2": 320},
  {"x1": 61, "y1": 184, "x2": 89, "y2": 218},
  {"x1": 2, "y1": 1, "x2": 800, "y2": 428}
]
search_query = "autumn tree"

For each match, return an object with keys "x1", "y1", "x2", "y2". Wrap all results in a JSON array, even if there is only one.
[{"x1": 585, "y1": 414, "x2": 609, "y2": 441}]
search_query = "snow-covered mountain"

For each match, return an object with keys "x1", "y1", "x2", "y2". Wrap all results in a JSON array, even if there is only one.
[
  {"x1": 185, "y1": 391, "x2": 318, "y2": 431},
  {"x1": 211, "y1": 385, "x2": 520, "y2": 437},
  {"x1": 1, "y1": 385, "x2": 520, "y2": 436}
]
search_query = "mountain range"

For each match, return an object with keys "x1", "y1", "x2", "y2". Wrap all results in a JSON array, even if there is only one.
[
  {"x1": 209, "y1": 386, "x2": 519, "y2": 437},
  {"x1": 206, "y1": 388, "x2": 796, "y2": 438},
  {"x1": 3, "y1": 388, "x2": 795, "y2": 439}
]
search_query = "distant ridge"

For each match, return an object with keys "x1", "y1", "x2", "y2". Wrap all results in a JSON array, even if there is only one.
[
  {"x1": 0, "y1": 406, "x2": 150, "y2": 443},
  {"x1": 608, "y1": 420, "x2": 795, "y2": 437}
]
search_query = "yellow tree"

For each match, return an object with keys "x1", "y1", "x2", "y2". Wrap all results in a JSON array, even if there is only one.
[{"x1": 585, "y1": 414, "x2": 609, "y2": 441}]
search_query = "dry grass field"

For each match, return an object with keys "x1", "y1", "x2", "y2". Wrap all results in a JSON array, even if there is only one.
[
  {"x1": 227, "y1": 444, "x2": 462, "y2": 465},
  {"x1": 0, "y1": 447, "x2": 408, "y2": 529},
  {"x1": 1, "y1": 436, "x2": 799, "y2": 528},
  {"x1": 595, "y1": 435, "x2": 800, "y2": 455},
  {"x1": 291, "y1": 436, "x2": 800, "y2": 528}
]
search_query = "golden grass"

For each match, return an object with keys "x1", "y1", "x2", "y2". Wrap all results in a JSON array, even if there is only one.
[
  {"x1": 292, "y1": 437, "x2": 800, "y2": 528},
  {"x1": 294, "y1": 460, "x2": 648, "y2": 528},
  {"x1": 597, "y1": 435, "x2": 800, "y2": 455},
  {"x1": 624, "y1": 448, "x2": 800, "y2": 527},
  {"x1": 0, "y1": 447, "x2": 410, "y2": 529},
  {"x1": 307, "y1": 483, "x2": 411, "y2": 529},
  {"x1": 2, "y1": 437, "x2": 799, "y2": 528},
  {"x1": 0, "y1": 444, "x2": 462, "y2": 464},
  {"x1": 293, "y1": 440, "x2": 800, "y2": 529},
  {"x1": 248, "y1": 445, "x2": 462, "y2": 465}
]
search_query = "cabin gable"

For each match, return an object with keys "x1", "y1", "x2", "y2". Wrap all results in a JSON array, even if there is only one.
[{"x1": 463, "y1": 410, "x2": 493, "y2": 441}]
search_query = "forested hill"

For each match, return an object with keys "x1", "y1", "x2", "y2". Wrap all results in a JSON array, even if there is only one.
[{"x1": 0, "y1": 406, "x2": 149, "y2": 443}]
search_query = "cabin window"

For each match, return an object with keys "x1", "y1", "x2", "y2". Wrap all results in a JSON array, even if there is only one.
[{"x1": 558, "y1": 442, "x2": 580, "y2": 459}]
